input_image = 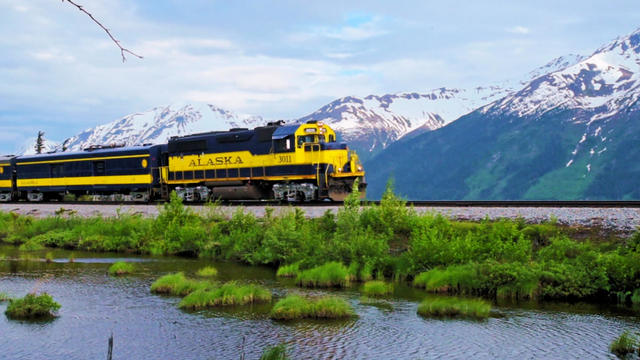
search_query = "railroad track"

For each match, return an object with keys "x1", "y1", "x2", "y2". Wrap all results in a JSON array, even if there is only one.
[{"x1": 3, "y1": 200, "x2": 640, "y2": 208}]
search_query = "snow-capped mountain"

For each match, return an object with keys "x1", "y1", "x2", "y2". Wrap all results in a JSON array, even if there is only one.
[
  {"x1": 297, "y1": 87, "x2": 514, "y2": 158},
  {"x1": 19, "y1": 137, "x2": 60, "y2": 156},
  {"x1": 365, "y1": 26, "x2": 640, "y2": 200},
  {"x1": 59, "y1": 103, "x2": 265, "y2": 152},
  {"x1": 487, "y1": 29, "x2": 640, "y2": 118}
]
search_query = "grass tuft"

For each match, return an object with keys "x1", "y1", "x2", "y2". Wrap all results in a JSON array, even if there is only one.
[
  {"x1": 296, "y1": 262, "x2": 349, "y2": 288},
  {"x1": 0, "y1": 292, "x2": 12, "y2": 302},
  {"x1": 276, "y1": 263, "x2": 301, "y2": 278},
  {"x1": 259, "y1": 344, "x2": 288, "y2": 360},
  {"x1": 108, "y1": 261, "x2": 135, "y2": 276},
  {"x1": 610, "y1": 330, "x2": 639, "y2": 357},
  {"x1": 150, "y1": 272, "x2": 211, "y2": 296},
  {"x1": 417, "y1": 296, "x2": 491, "y2": 319},
  {"x1": 362, "y1": 280, "x2": 393, "y2": 297},
  {"x1": 270, "y1": 295, "x2": 355, "y2": 320},
  {"x1": 196, "y1": 266, "x2": 218, "y2": 277},
  {"x1": 5, "y1": 293, "x2": 61, "y2": 320},
  {"x1": 178, "y1": 282, "x2": 271, "y2": 309}
]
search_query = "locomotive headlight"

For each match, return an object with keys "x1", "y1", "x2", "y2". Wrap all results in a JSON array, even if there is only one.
[
  {"x1": 357, "y1": 165, "x2": 363, "y2": 171},
  {"x1": 337, "y1": 167, "x2": 342, "y2": 172}
]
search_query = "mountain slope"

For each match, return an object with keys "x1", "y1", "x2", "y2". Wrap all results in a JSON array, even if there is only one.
[
  {"x1": 59, "y1": 103, "x2": 264, "y2": 152},
  {"x1": 365, "y1": 27, "x2": 640, "y2": 200}
]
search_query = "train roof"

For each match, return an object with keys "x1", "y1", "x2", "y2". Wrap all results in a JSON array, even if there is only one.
[
  {"x1": 271, "y1": 125, "x2": 299, "y2": 139},
  {"x1": 0, "y1": 156, "x2": 15, "y2": 166},
  {"x1": 15, "y1": 144, "x2": 160, "y2": 163}
]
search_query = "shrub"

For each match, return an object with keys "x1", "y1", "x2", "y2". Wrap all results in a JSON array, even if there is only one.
[
  {"x1": 609, "y1": 331, "x2": 639, "y2": 357},
  {"x1": 270, "y1": 295, "x2": 355, "y2": 320},
  {"x1": 18, "y1": 240, "x2": 44, "y2": 251},
  {"x1": 296, "y1": 262, "x2": 349, "y2": 288},
  {"x1": 5, "y1": 293, "x2": 61, "y2": 320},
  {"x1": 259, "y1": 344, "x2": 288, "y2": 360},
  {"x1": 178, "y1": 282, "x2": 271, "y2": 309},
  {"x1": 108, "y1": 261, "x2": 135, "y2": 276},
  {"x1": 150, "y1": 273, "x2": 211, "y2": 296},
  {"x1": 362, "y1": 281, "x2": 393, "y2": 297},
  {"x1": 196, "y1": 266, "x2": 218, "y2": 277},
  {"x1": 276, "y1": 263, "x2": 301, "y2": 278},
  {"x1": 417, "y1": 296, "x2": 491, "y2": 319}
]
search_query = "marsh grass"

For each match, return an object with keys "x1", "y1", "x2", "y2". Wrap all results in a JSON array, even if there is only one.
[
  {"x1": 296, "y1": 262, "x2": 349, "y2": 288},
  {"x1": 610, "y1": 331, "x2": 639, "y2": 357},
  {"x1": 3, "y1": 186, "x2": 640, "y2": 304},
  {"x1": 362, "y1": 280, "x2": 393, "y2": 297},
  {"x1": 270, "y1": 295, "x2": 355, "y2": 320},
  {"x1": 259, "y1": 344, "x2": 288, "y2": 360},
  {"x1": 196, "y1": 266, "x2": 218, "y2": 277},
  {"x1": 5, "y1": 293, "x2": 61, "y2": 320},
  {"x1": 276, "y1": 263, "x2": 300, "y2": 278},
  {"x1": 417, "y1": 296, "x2": 491, "y2": 319},
  {"x1": 0, "y1": 292, "x2": 12, "y2": 302},
  {"x1": 108, "y1": 261, "x2": 135, "y2": 276},
  {"x1": 178, "y1": 282, "x2": 271, "y2": 309},
  {"x1": 150, "y1": 273, "x2": 212, "y2": 296}
]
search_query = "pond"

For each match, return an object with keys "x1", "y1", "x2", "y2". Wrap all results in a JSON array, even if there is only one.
[{"x1": 0, "y1": 245, "x2": 638, "y2": 359}]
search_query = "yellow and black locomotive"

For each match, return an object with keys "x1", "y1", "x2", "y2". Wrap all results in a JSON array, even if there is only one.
[{"x1": 0, "y1": 121, "x2": 365, "y2": 202}]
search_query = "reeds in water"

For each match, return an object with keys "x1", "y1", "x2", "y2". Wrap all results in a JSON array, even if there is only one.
[
  {"x1": 296, "y1": 262, "x2": 349, "y2": 288},
  {"x1": 150, "y1": 272, "x2": 212, "y2": 296},
  {"x1": 196, "y1": 266, "x2": 218, "y2": 277},
  {"x1": 5, "y1": 293, "x2": 61, "y2": 320},
  {"x1": 270, "y1": 295, "x2": 355, "y2": 320},
  {"x1": 276, "y1": 263, "x2": 300, "y2": 278},
  {"x1": 178, "y1": 282, "x2": 271, "y2": 309},
  {"x1": 610, "y1": 330, "x2": 639, "y2": 357},
  {"x1": 108, "y1": 261, "x2": 135, "y2": 276},
  {"x1": 417, "y1": 296, "x2": 491, "y2": 319},
  {"x1": 362, "y1": 280, "x2": 393, "y2": 297}
]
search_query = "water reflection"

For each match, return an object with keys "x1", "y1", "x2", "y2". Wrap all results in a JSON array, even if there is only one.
[{"x1": 1, "y1": 244, "x2": 638, "y2": 359}]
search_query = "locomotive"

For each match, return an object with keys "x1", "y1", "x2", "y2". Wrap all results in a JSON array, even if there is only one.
[{"x1": 0, "y1": 121, "x2": 366, "y2": 202}]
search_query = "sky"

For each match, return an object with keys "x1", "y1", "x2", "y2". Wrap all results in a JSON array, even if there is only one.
[{"x1": 0, "y1": 0, "x2": 639, "y2": 153}]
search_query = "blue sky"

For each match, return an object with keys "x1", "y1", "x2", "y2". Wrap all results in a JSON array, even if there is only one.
[{"x1": 1, "y1": 0, "x2": 639, "y2": 153}]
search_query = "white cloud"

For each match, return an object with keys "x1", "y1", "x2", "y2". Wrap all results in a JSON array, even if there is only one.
[
  {"x1": 507, "y1": 26, "x2": 531, "y2": 35},
  {"x1": 290, "y1": 15, "x2": 388, "y2": 42}
]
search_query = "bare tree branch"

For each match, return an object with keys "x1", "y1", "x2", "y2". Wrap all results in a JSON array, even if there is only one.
[{"x1": 61, "y1": 0, "x2": 143, "y2": 62}]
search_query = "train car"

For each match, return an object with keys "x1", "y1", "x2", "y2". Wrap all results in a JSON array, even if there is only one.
[
  {"x1": 0, "y1": 155, "x2": 16, "y2": 202},
  {"x1": 14, "y1": 144, "x2": 165, "y2": 202},
  {"x1": 163, "y1": 121, "x2": 365, "y2": 201}
]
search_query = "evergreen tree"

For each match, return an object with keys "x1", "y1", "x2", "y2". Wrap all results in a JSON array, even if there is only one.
[
  {"x1": 62, "y1": 138, "x2": 70, "y2": 152},
  {"x1": 35, "y1": 131, "x2": 45, "y2": 154}
]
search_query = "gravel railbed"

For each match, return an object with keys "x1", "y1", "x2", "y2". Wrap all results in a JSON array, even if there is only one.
[{"x1": 1, "y1": 203, "x2": 639, "y2": 234}]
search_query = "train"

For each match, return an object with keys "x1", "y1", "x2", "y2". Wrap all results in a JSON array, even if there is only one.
[{"x1": 0, "y1": 121, "x2": 366, "y2": 202}]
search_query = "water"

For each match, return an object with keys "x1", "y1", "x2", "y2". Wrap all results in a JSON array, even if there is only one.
[{"x1": 1, "y1": 245, "x2": 639, "y2": 360}]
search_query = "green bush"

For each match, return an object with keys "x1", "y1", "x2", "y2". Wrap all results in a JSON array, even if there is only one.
[
  {"x1": 296, "y1": 262, "x2": 349, "y2": 288},
  {"x1": 178, "y1": 282, "x2": 271, "y2": 309},
  {"x1": 362, "y1": 280, "x2": 393, "y2": 297},
  {"x1": 108, "y1": 261, "x2": 135, "y2": 276},
  {"x1": 5, "y1": 293, "x2": 61, "y2": 320},
  {"x1": 270, "y1": 295, "x2": 355, "y2": 320},
  {"x1": 417, "y1": 296, "x2": 491, "y2": 319}
]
